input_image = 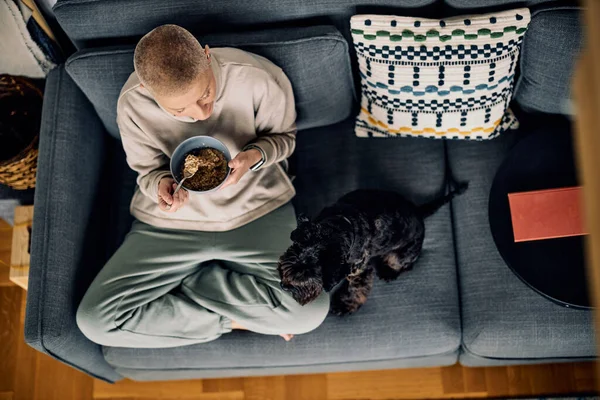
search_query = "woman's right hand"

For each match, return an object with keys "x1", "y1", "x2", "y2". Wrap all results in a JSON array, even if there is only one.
[{"x1": 158, "y1": 177, "x2": 189, "y2": 212}]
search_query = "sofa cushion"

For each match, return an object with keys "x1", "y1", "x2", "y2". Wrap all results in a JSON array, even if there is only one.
[
  {"x1": 350, "y1": 9, "x2": 529, "y2": 140},
  {"x1": 445, "y1": 0, "x2": 575, "y2": 8},
  {"x1": 65, "y1": 25, "x2": 354, "y2": 138},
  {"x1": 102, "y1": 118, "x2": 462, "y2": 378},
  {"x1": 54, "y1": 0, "x2": 441, "y2": 48},
  {"x1": 513, "y1": 8, "x2": 583, "y2": 115},
  {"x1": 447, "y1": 124, "x2": 596, "y2": 364}
]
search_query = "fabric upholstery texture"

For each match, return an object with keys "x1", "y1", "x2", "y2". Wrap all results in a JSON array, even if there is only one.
[
  {"x1": 459, "y1": 350, "x2": 595, "y2": 367},
  {"x1": 65, "y1": 26, "x2": 354, "y2": 138},
  {"x1": 111, "y1": 353, "x2": 460, "y2": 381},
  {"x1": 513, "y1": 8, "x2": 583, "y2": 115},
  {"x1": 446, "y1": 126, "x2": 596, "y2": 363},
  {"x1": 102, "y1": 118, "x2": 462, "y2": 378},
  {"x1": 445, "y1": 0, "x2": 575, "y2": 8},
  {"x1": 54, "y1": 0, "x2": 442, "y2": 48},
  {"x1": 351, "y1": 9, "x2": 529, "y2": 139},
  {"x1": 25, "y1": 66, "x2": 122, "y2": 382}
]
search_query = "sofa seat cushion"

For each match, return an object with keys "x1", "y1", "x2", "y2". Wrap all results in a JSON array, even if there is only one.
[
  {"x1": 102, "y1": 118, "x2": 462, "y2": 378},
  {"x1": 447, "y1": 126, "x2": 596, "y2": 365},
  {"x1": 65, "y1": 25, "x2": 354, "y2": 138}
]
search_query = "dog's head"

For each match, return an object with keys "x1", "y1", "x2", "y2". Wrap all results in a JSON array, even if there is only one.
[{"x1": 278, "y1": 216, "x2": 348, "y2": 305}]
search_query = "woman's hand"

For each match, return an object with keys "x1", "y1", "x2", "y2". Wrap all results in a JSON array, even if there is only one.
[
  {"x1": 220, "y1": 149, "x2": 262, "y2": 190},
  {"x1": 158, "y1": 177, "x2": 189, "y2": 212}
]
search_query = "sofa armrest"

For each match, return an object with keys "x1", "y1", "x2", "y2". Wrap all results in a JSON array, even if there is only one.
[{"x1": 25, "y1": 65, "x2": 122, "y2": 383}]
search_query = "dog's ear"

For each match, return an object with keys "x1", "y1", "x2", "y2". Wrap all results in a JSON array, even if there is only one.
[{"x1": 291, "y1": 218, "x2": 316, "y2": 244}]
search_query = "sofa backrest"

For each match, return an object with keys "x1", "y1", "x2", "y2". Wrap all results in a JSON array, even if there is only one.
[
  {"x1": 65, "y1": 26, "x2": 355, "y2": 138},
  {"x1": 53, "y1": 0, "x2": 573, "y2": 49},
  {"x1": 54, "y1": 0, "x2": 442, "y2": 49},
  {"x1": 513, "y1": 7, "x2": 583, "y2": 115},
  {"x1": 58, "y1": 0, "x2": 582, "y2": 128}
]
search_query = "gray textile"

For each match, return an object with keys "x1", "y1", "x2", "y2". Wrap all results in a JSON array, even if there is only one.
[
  {"x1": 447, "y1": 131, "x2": 596, "y2": 365},
  {"x1": 102, "y1": 118, "x2": 462, "y2": 378},
  {"x1": 76, "y1": 203, "x2": 330, "y2": 348},
  {"x1": 514, "y1": 8, "x2": 583, "y2": 115},
  {"x1": 53, "y1": 0, "x2": 441, "y2": 48},
  {"x1": 0, "y1": 200, "x2": 19, "y2": 225},
  {"x1": 25, "y1": 66, "x2": 122, "y2": 382},
  {"x1": 459, "y1": 349, "x2": 595, "y2": 367},
  {"x1": 445, "y1": 0, "x2": 573, "y2": 8},
  {"x1": 110, "y1": 352, "x2": 459, "y2": 381},
  {"x1": 65, "y1": 26, "x2": 354, "y2": 138}
]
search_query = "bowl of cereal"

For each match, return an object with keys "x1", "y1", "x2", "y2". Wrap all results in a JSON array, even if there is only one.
[{"x1": 170, "y1": 136, "x2": 231, "y2": 193}]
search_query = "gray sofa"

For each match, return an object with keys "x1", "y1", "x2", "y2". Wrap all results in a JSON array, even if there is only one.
[{"x1": 25, "y1": 0, "x2": 593, "y2": 383}]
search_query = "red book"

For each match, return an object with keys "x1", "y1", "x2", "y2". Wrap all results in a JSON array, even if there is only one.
[{"x1": 508, "y1": 186, "x2": 588, "y2": 242}]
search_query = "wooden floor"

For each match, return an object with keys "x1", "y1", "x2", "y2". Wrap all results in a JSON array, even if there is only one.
[{"x1": 0, "y1": 285, "x2": 597, "y2": 400}]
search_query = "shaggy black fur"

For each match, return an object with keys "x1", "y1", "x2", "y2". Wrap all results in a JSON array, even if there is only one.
[{"x1": 278, "y1": 183, "x2": 467, "y2": 315}]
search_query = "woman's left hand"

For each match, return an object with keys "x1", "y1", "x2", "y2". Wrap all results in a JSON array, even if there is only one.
[{"x1": 219, "y1": 149, "x2": 262, "y2": 190}]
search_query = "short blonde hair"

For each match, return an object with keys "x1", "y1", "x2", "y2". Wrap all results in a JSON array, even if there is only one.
[{"x1": 134, "y1": 24, "x2": 210, "y2": 96}]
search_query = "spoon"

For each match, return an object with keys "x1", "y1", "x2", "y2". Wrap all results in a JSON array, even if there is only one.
[{"x1": 165, "y1": 168, "x2": 194, "y2": 211}]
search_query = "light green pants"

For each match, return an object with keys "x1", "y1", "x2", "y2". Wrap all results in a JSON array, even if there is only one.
[{"x1": 76, "y1": 203, "x2": 329, "y2": 348}]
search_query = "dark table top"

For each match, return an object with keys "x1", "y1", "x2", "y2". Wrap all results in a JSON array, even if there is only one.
[{"x1": 488, "y1": 129, "x2": 591, "y2": 309}]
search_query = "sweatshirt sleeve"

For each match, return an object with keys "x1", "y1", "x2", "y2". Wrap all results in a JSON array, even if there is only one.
[
  {"x1": 250, "y1": 68, "x2": 297, "y2": 168},
  {"x1": 117, "y1": 112, "x2": 171, "y2": 203}
]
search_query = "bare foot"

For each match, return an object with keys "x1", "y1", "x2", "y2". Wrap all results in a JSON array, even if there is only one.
[
  {"x1": 231, "y1": 320, "x2": 247, "y2": 330},
  {"x1": 280, "y1": 334, "x2": 294, "y2": 341}
]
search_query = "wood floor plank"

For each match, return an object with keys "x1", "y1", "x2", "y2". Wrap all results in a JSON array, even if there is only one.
[
  {"x1": 0, "y1": 222, "x2": 11, "y2": 253},
  {"x1": 286, "y1": 374, "x2": 327, "y2": 400},
  {"x1": 98, "y1": 393, "x2": 244, "y2": 400},
  {"x1": 33, "y1": 351, "x2": 93, "y2": 400},
  {"x1": 327, "y1": 368, "x2": 443, "y2": 400},
  {"x1": 0, "y1": 287, "x2": 21, "y2": 392},
  {"x1": 196, "y1": 392, "x2": 244, "y2": 400},
  {"x1": 526, "y1": 363, "x2": 574, "y2": 395},
  {"x1": 94, "y1": 379, "x2": 203, "y2": 399},
  {"x1": 0, "y1": 392, "x2": 13, "y2": 400},
  {"x1": 506, "y1": 365, "x2": 533, "y2": 396},
  {"x1": 0, "y1": 224, "x2": 13, "y2": 287},
  {"x1": 484, "y1": 367, "x2": 509, "y2": 397},
  {"x1": 440, "y1": 364, "x2": 465, "y2": 395},
  {"x1": 462, "y1": 366, "x2": 487, "y2": 394},
  {"x1": 574, "y1": 362, "x2": 598, "y2": 392},
  {"x1": 243, "y1": 376, "x2": 286, "y2": 400},
  {"x1": 551, "y1": 363, "x2": 577, "y2": 393},
  {"x1": 203, "y1": 378, "x2": 244, "y2": 393},
  {"x1": 12, "y1": 290, "x2": 38, "y2": 400}
]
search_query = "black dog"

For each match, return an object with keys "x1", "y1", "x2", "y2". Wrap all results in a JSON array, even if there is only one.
[{"x1": 278, "y1": 184, "x2": 467, "y2": 315}]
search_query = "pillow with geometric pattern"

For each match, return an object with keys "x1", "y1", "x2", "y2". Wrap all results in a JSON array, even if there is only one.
[{"x1": 351, "y1": 8, "x2": 531, "y2": 140}]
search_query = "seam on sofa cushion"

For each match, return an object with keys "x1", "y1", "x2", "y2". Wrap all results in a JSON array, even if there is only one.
[
  {"x1": 104, "y1": 347, "x2": 461, "y2": 371},
  {"x1": 65, "y1": 34, "x2": 350, "y2": 67},
  {"x1": 459, "y1": 343, "x2": 596, "y2": 363}
]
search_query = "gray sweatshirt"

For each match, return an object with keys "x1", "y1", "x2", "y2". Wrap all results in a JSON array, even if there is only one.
[{"x1": 116, "y1": 48, "x2": 297, "y2": 231}]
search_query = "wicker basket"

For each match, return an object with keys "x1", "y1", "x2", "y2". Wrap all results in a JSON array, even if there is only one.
[{"x1": 0, "y1": 75, "x2": 43, "y2": 190}]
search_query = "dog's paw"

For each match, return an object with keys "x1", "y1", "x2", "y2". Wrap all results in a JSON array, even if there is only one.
[
  {"x1": 330, "y1": 292, "x2": 362, "y2": 316},
  {"x1": 375, "y1": 266, "x2": 404, "y2": 282},
  {"x1": 375, "y1": 260, "x2": 414, "y2": 282}
]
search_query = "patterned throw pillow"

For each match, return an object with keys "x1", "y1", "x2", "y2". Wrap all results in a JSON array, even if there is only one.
[{"x1": 351, "y1": 9, "x2": 531, "y2": 140}]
